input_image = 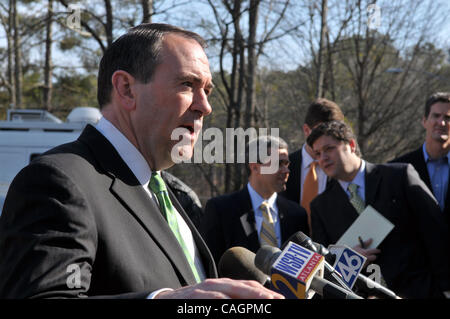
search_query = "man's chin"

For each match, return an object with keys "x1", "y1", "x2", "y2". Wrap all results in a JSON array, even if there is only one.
[
  {"x1": 432, "y1": 134, "x2": 449, "y2": 143},
  {"x1": 170, "y1": 145, "x2": 194, "y2": 164}
]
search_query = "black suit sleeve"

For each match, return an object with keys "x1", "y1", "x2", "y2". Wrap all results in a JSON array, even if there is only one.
[
  {"x1": 199, "y1": 199, "x2": 226, "y2": 265},
  {"x1": 0, "y1": 162, "x2": 150, "y2": 299},
  {"x1": 403, "y1": 164, "x2": 450, "y2": 292}
]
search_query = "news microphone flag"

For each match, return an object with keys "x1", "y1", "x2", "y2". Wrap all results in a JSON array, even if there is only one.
[
  {"x1": 328, "y1": 245, "x2": 366, "y2": 290},
  {"x1": 268, "y1": 242, "x2": 324, "y2": 299}
]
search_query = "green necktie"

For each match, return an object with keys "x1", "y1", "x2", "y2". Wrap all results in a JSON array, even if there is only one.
[
  {"x1": 149, "y1": 172, "x2": 201, "y2": 283},
  {"x1": 348, "y1": 183, "x2": 365, "y2": 214}
]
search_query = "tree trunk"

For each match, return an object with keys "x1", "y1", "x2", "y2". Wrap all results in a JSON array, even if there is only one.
[
  {"x1": 43, "y1": 0, "x2": 53, "y2": 111},
  {"x1": 244, "y1": 0, "x2": 259, "y2": 129},
  {"x1": 12, "y1": 0, "x2": 22, "y2": 108},
  {"x1": 104, "y1": 0, "x2": 113, "y2": 47},
  {"x1": 141, "y1": 0, "x2": 153, "y2": 23},
  {"x1": 7, "y1": 0, "x2": 16, "y2": 108},
  {"x1": 315, "y1": 0, "x2": 328, "y2": 98}
]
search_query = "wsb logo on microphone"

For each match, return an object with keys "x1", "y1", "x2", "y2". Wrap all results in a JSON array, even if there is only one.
[{"x1": 328, "y1": 245, "x2": 366, "y2": 289}]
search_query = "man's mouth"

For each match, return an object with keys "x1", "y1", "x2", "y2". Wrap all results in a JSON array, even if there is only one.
[{"x1": 179, "y1": 124, "x2": 195, "y2": 134}]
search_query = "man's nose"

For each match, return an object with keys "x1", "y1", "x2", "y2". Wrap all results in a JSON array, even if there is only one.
[{"x1": 192, "y1": 90, "x2": 212, "y2": 116}]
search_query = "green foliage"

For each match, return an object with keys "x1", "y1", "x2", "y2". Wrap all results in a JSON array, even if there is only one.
[{"x1": 59, "y1": 36, "x2": 82, "y2": 51}]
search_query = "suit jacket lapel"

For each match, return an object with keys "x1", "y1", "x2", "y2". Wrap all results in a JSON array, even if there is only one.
[
  {"x1": 236, "y1": 188, "x2": 260, "y2": 252},
  {"x1": 365, "y1": 162, "x2": 382, "y2": 206},
  {"x1": 413, "y1": 147, "x2": 432, "y2": 189},
  {"x1": 276, "y1": 196, "x2": 290, "y2": 243},
  {"x1": 286, "y1": 149, "x2": 303, "y2": 203},
  {"x1": 78, "y1": 125, "x2": 204, "y2": 285}
]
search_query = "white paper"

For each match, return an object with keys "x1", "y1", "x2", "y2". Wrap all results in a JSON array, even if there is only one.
[{"x1": 336, "y1": 205, "x2": 394, "y2": 249}]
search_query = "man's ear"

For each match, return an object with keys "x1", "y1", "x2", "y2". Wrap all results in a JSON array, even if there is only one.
[
  {"x1": 248, "y1": 162, "x2": 260, "y2": 175},
  {"x1": 111, "y1": 70, "x2": 137, "y2": 111},
  {"x1": 421, "y1": 116, "x2": 427, "y2": 129},
  {"x1": 349, "y1": 139, "x2": 357, "y2": 153},
  {"x1": 303, "y1": 124, "x2": 312, "y2": 138}
]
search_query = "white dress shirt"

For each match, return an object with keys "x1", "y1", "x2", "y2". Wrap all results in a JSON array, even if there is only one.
[
  {"x1": 300, "y1": 143, "x2": 328, "y2": 201},
  {"x1": 94, "y1": 117, "x2": 206, "y2": 294}
]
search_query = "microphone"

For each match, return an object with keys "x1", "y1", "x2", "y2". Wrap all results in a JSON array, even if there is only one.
[
  {"x1": 288, "y1": 231, "x2": 400, "y2": 299},
  {"x1": 327, "y1": 245, "x2": 366, "y2": 289},
  {"x1": 282, "y1": 232, "x2": 353, "y2": 291},
  {"x1": 282, "y1": 231, "x2": 336, "y2": 264},
  {"x1": 218, "y1": 246, "x2": 270, "y2": 286},
  {"x1": 254, "y1": 242, "x2": 363, "y2": 299},
  {"x1": 329, "y1": 245, "x2": 401, "y2": 299}
]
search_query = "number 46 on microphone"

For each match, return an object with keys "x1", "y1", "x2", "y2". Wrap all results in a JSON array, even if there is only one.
[{"x1": 328, "y1": 245, "x2": 366, "y2": 290}]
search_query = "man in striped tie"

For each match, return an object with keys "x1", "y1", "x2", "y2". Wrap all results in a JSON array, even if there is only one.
[{"x1": 201, "y1": 136, "x2": 309, "y2": 264}]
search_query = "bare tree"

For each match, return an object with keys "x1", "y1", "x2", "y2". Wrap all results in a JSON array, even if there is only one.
[
  {"x1": 0, "y1": 0, "x2": 16, "y2": 108},
  {"x1": 12, "y1": 0, "x2": 22, "y2": 108},
  {"x1": 315, "y1": 0, "x2": 328, "y2": 98},
  {"x1": 141, "y1": 0, "x2": 153, "y2": 23},
  {"x1": 43, "y1": 0, "x2": 53, "y2": 111},
  {"x1": 199, "y1": 0, "x2": 294, "y2": 193}
]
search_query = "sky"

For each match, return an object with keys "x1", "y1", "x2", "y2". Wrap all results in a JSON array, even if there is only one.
[{"x1": 1, "y1": 0, "x2": 450, "y2": 76}]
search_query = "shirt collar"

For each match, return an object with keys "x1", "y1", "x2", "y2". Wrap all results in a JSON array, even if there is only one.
[
  {"x1": 247, "y1": 183, "x2": 277, "y2": 211},
  {"x1": 95, "y1": 116, "x2": 154, "y2": 185},
  {"x1": 422, "y1": 142, "x2": 450, "y2": 164},
  {"x1": 338, "y1": 160, "x2": 366, "y2": 191},
  {"x1": 302, "y1": 143, "x2": 315, "y2": 169}
]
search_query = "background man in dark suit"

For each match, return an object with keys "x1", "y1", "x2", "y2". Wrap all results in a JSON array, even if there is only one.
[
  {"x1": 281, "y1": 98, "x2": 344, "y2": 234},
  {"x1": 307, "y1": 121, "x2": 449, "y2": 298},
  {"x1": 391, "y1": 92, "x2": 450, "y2": 234},
  {"x1": 162, "y1": 171, "x2": 204, "y2": 229},
  {"x1": 200, "y1": 136, "x2": 308, "y2": 264},
  {"x1": 0, "y1": 23, "x2": 282, "y2": 299}
]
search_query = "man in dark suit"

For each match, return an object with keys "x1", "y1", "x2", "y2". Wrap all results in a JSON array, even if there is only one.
[
  {"x1": 281, "y1": 98, "x2": 344, "y2": 234},
  {"x1": 307, "y1": 120, "x2": 449, "y2": 298},
  {"x1": 162, "y1": 171, "x2": 204, "y2": 229},
  {"x1": 200, "y1": 136, "x2": 308, "y2": 264},
  {"x1": 0, "y1": 23, "x2": 282, "y2": 299},
  {"x1": 391, "y1": 92, "x2": 450, "y2": 230}
]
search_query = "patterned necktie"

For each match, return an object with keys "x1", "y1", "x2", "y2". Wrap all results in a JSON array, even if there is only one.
[
  {"x1": 301, "y1": 161, "x2": 319, "y2": 234},
  {"x1": 348, "y1": 183, "x2": 365, "y2": 214},
  {"x1": 259, "y1": 201, "x2": 278, "y2": 247},
  {"x1": 149, "y1": 172, "x2": 201, "y2": 283}
]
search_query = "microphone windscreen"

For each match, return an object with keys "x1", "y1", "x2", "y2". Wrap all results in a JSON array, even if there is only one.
[
  {"x1": 218, "y1": 247, "x2": 268, "y2": 284},
  {"x1": 281, "y1": 231, "x2": 312, "y2": 250},
  {"x1": 254, "y1": 245, "x2": 281, "y2": 275}
]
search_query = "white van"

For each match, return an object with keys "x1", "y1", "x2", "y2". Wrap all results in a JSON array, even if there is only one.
[{"x1": 0, "y1": 107, "x2": 101, "y2": 214}]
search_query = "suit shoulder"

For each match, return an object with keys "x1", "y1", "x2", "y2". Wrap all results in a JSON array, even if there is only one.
[
  {"x1": 206, "y1": 190, "x2": 240, "y2": 204},
  {"x1": 288, "y1": 149, "x2": 302, "y2": 163},
  {"x1": 310, "y1": 180, "x2": 340, "y2": 207},
  {"x1": 389, "y1": 147, "x2": 422, "y2": 164},
  {"x1": 375, "y1": 162, "x2": 411, "y2": 173},
  {"x1": 277, "y1": 195, "x2": 305, "y2": 211},
  {"x1": 204, "y1": 190, "x2": 245, "y2": 213}
]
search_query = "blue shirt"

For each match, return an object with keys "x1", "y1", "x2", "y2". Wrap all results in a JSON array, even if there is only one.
[
  {"x1": 338, "y1": 160, "x2": 366, "y2": 202},
  {"x1": 423, "y1": 143, "x2": 449, "y2": 211},
  {"x1": 247, "y1": 183, "x2": 282, "y2": 247}
]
